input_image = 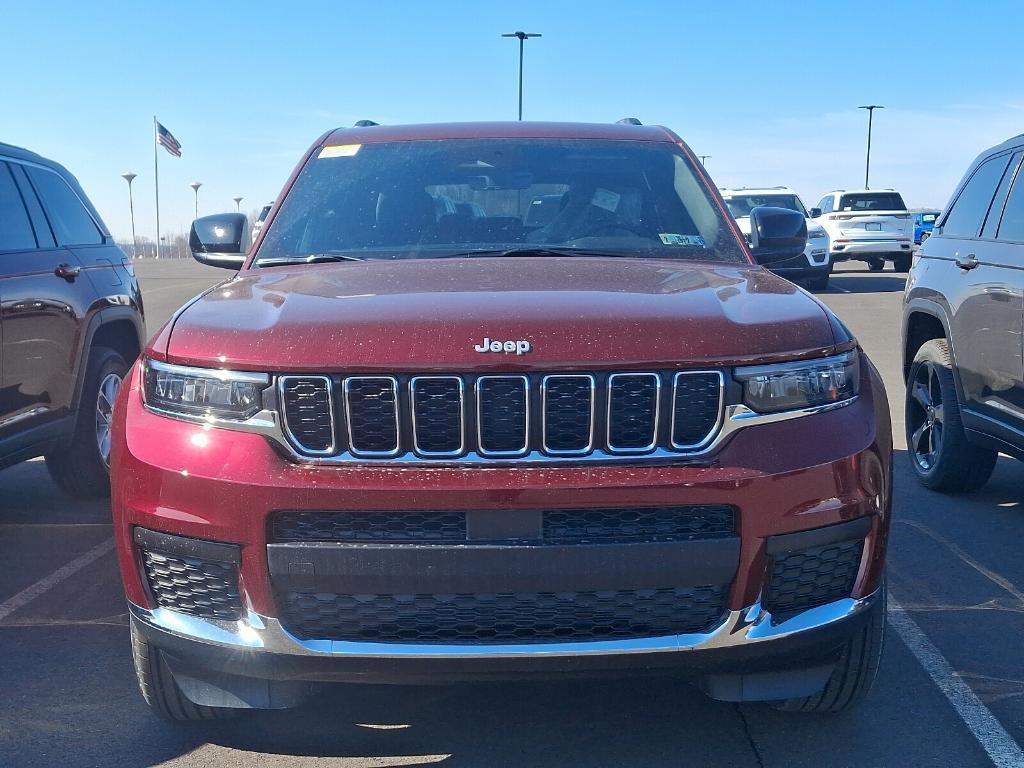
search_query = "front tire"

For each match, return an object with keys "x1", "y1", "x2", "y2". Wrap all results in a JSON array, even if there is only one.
[
  {"x1": 131, "y1": 618, "x2": 234, "y2": 721},
  {"x1": 905, "y1": 339, "x2": 997, "y2": 492},
  {"x1": 774, "y1": 579, "x2": 886, "y2": 713},
  {"x1": 893, "y1": 254, "x2": 912, "y2": 272},
  {"x1": 805, "y1": 272, "x2": 831, "y2": 291},
  {"x1": 867, "y1": 258, "x2": 885, "y2": 272},
  {"x1": 46, "y1": 347, "x2": 128, "y2": 499}
]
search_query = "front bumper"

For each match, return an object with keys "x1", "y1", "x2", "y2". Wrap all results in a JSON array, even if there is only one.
[{"x1": 112, "y1": 357, "x2": 892, "y2": 704}]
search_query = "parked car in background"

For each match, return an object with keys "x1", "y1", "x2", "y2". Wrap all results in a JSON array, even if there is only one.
[
  {"x1": 251, "y1": 201, "x2": 273, "y2": 243},
  {"x1": 913, "y1": 209, "x2": 941, "y2": 244},
  {"x1": 114, "y1": 120, "x2": 891, "y2": 722},
  {"x1": 812, "y1": 189, "x2": 914, "y2": 272},
  {"x1": 0, "y1": 142, "x2": 144, "y2": 497},
  {"x1": 720, "y1": 187, "x2": 831, "y2": 289},
  {"x1": 903, "y1": 134, "x2": 1024, "y2": 492}
]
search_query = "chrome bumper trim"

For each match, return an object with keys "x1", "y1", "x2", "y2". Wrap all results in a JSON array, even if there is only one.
[{"x1": 129, "y1": 588, "x2": 879, "y2": 660}]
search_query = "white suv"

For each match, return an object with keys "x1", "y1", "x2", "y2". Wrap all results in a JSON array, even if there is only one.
[
  {"x1": 719, "y1": 187, "x2": 831, "y2": 289},
  {"x1": 811, "y1": 189, "x2": 913, "y2": 272}
]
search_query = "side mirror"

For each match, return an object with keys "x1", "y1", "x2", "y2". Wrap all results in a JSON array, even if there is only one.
[
  {"x1": 749, "y1": 206, "x2": 807, "y2": 265},
  {"x1": 189, "y1": 213, "x2": 248, "y2": 269},
  {"x1": 809, "y1": 207, "x2": 822, "y2": 219}
]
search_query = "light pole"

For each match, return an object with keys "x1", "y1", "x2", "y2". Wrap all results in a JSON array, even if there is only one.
[
  {"x1": 698, "y1": 155, "x2": 710, "y2": 166},
  {"x1": 189, "y1": 181, "x2": 202, "y2": 220},
  {"x1": 233, "y1": 196, "x2": 243, "y2": 212},
  {"x1": 502, "y1": 31, "x2": 542, "y2": 120},
  {"x1": 858, "y1": 105, "x2": 884, "y2": 189},
  {"x1": 120, "y1": 173, "x2": 138, "y2": 259}
]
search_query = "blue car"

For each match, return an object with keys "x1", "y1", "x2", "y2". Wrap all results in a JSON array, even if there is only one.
[{"x1": 913, "y1": 210, "x2": 940, "y2": 244}]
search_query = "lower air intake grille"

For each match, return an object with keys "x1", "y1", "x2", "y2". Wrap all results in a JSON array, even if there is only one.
[
  {"x1": 764, "y1": 539, "x2": 864, "y2": 616},
  {"x1": 271, "y1": 510, "x2": 467, "y2": 543},
  {"x1": 140, "y1": 549, "x2": 242, "y2": 621},
  {"x1": 280, "y1": 585, "x2": 727, "y2": 643},
  {"x1": 543, "y1": 505, "x2": 736, "y2": 544}
]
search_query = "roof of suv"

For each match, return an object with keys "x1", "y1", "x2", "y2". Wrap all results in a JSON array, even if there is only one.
[
  {"x1": 720, "y1": 187, "x2": 799, "y2": 196},
  {"x1": 321, "y1": 121, "x2": 680, "y2": 146}
]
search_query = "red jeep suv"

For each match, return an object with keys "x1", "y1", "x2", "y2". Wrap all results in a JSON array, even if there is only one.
[{"x1": 111, "y1": 121, "x2": 891, "y2": 720}]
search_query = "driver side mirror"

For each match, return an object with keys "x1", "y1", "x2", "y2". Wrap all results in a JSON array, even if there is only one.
[
  {"x1": 749, "y1": 206, "x2": 807, "y2": 265},
  {"x1": 809, "y1": 207, "x2": 822, "y2": 219},
  {"x1": 189, "y1": 213, "x2": 248, "y2": 269}
]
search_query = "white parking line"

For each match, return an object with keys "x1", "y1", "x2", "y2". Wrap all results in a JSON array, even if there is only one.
[
  {"x1": 0, "y1": 538, "x2": 115, "y2": 624},
  {"x1": 831, "y1": 284, "x2": 851, "y2": 293},
  {"x1": 889, "y1": 596, "x2": 1024, "y2": 767}
]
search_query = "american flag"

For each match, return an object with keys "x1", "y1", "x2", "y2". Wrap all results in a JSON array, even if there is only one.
[{"x1": 156, "y1": 122, "x2": 181, "y2": 157}]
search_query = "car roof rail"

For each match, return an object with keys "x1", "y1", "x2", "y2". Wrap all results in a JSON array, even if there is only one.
[
  {"x1": 616, "y1": 117, "x2": 643, "y2": 125},
  {"x1": 353, "y1": 120, "x2": 380, "y2": 127}
]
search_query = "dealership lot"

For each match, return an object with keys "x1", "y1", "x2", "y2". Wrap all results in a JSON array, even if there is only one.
[{"x1": 2, "y1": 260, "x2": 1023, "y2": 767}]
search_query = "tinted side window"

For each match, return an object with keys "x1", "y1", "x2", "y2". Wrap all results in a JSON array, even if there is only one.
[
  {"x1": 942, "y1": 155, "x2": 1011, "y2": 238},
  {"x1": 9, "y1": 162, "x2": 56, "y2": 248},
  {"x1": 0, "y1": 163, "x2": 38, "y2": 251},
  {"x1": 818, "y1": 196, "x2": 833, "y2": 214},
  {"x1": 996, "y1": 157, "x2": 1024, "y2": 242},
  {"x1": 981, "y1": 152, "x2": 1022, "y2": 239},
  {"x1": 26, "y1": 166, "x2": 103, "y2": 245}
]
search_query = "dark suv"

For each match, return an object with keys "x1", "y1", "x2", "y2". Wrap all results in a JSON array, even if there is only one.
[
  {"x1": 903, "y1": 133, "x2": 1024, "y2": 492},
  {"x1": 0, "y1": 142, "x2": 144, "y2": 498}
]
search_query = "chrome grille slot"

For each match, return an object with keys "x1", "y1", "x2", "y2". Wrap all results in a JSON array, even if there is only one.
[
  {"x1": 344, "y1": 377, "x2": 400, "y2": 456},
  {"x1": 279, "y1": 376, "x2": 335, "y2": 454},
  {"x1": 671, "y1": 371, "x2": 724, "y2": 449},
  {"x1": 477, "y1": 375, "x2": 529, "y2": 456},
  {"x1": 411, "y1": 376, "x2": 464, "y2": 456},
  {"x1": 542, "y1": 375, "x2": 595, "y2": 454},
  {"x1": 607, "y1": 373, "x2": 660, "y2": 452}
]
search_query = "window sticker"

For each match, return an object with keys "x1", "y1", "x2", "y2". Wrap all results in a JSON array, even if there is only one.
[
  {"x1": 318, "y1": 144, "x2": 362, "y2": 159},
  {"x1": 591, "y1": 187, "x2": 620, "y2": 213},
  {"x1": 659, "y1": 233, "x2": 706, "y2": 247}
]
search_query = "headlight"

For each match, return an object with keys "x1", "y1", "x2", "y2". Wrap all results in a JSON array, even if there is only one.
[
  {"x1": 142, "y1": 359, "x2": 269, "y2": 420},
  {"x1": 807, "y1": 226, "x2": 828, "y2": 240},
  {"x1": 734, "y1": 350, "x2": 859, "y2": 413}
]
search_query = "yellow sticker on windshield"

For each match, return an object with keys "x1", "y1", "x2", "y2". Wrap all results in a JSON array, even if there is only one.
[{"x1": 318, "y1": 144, "x2": 361, "y2": 158}]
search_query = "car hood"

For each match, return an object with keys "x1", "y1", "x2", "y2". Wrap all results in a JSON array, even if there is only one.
[{"x1": 159, "y1": 257, "x2": 839, "y2": 371}]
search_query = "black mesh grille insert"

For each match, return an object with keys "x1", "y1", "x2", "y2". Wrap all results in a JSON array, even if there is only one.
[
  {"x1": 281, "y1": 377, "x2": 334, "y2": 453},
  {"x1": 280, "y1": 585, "x2": 727, "y2": 643},
  {"x1": 765, "y1": 539, "x2": 864, "y2": 616},
  {"x1": 271, "y1": 510, "x2": 467, "y2": 543},
  {"x1": 608, "y1": 374, "x2": 659, "y2": 450},
  {"x1": 412, "y1": 377, "x2": 463, "y2": 455},
  {"x1": 140, "y1": 549, "x2": 242, "y2": 621},
  {"x1": 543, "y1": 376, "x2": 593, "y2": 453},
  {"x1": 345, "y1": 377, "x2": 399, "y2": 455},
  {"x1": 543, "y1": 505, "x2": 736, "y2": 544},
  {"x1": 478, "y1": 376, "x2": 528, "y2": 454},
  {"x1": 672, "y1": 372, "x2": 722, "y2": 447}
]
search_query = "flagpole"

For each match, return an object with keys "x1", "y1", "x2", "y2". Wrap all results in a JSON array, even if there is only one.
[{"x1": 153, "y1": 116, "x2": 161, "y2": 260}]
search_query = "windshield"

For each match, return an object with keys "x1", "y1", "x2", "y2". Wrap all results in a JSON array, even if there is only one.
[
  {"x1": 723, "y1": 194, "x2": 807, "y2": 219},
  {"x1": 837, "y1": 192, "x2": 907, "y2": 212},
  {"x1": 256, "y1": 138, "x2": 747, "y2": 264}
]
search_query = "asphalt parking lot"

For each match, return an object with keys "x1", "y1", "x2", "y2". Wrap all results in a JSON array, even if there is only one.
[{"x1": 2, "y1": 259, "x2": 1024, "y2": 767}]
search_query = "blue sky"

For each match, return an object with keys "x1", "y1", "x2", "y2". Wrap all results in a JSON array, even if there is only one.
[{"x1": 3, "y1": 1, "x2": 1023, "y2": 240}]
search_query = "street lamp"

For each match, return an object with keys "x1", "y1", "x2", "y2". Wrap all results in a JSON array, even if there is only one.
[
  {"x1": 501, "y1": 31, "x2": 542, "y2": 120},
  {"x1": 233, "y1": 196, "x2": 243, "y2": 212},
  {"x1": 698, "y1": 155, "x2": 711, "y2": 166},
  {"x1": 188, "y1": 181, "x2": 202, "y2": 220},
  {"x1": 858, "y1": 105, "x2": 884, "y2": 189},
  {"x1": 120, "y1": 172, "x2": 138, "y2": 259}
]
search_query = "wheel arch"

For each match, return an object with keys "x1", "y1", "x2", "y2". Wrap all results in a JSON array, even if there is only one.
[{"x1": 70, "y1": 307, "x2": 145, "y2": 413}]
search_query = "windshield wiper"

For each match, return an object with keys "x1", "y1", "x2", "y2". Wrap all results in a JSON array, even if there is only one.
[
  {"x1": 434, "y1": 246, "x2": 627, "y2": 259},
  {"x1": 256, "y1": 253, "x2": 364, "y2": 267}
]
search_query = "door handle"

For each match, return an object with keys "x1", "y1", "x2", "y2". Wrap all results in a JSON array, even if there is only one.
[
  {"x1": 54, "y1": 263, "x2": 81, "y2": 282},
  {"x1": 955, "y1": 253, "x2": 979, "y2": 271}
]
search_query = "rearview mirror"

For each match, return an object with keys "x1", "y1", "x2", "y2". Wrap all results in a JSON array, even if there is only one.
[
  {"x1": 189, "y1": 213, "x2": 248, "y2": 269},
  {"x1": 749, "y1": 206, "x2": 807, "y2": 265}
]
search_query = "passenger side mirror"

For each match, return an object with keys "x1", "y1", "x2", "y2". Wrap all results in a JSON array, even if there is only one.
[
  {"x1": 748, "y1": 206, "x2": 807, "y2": 265},
  {"x1": 189, "y1": 213, "x2": 248, "y2": 269},
  {"x1": 809, "y1": 207, "x2": 822, "y2": 219}
]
